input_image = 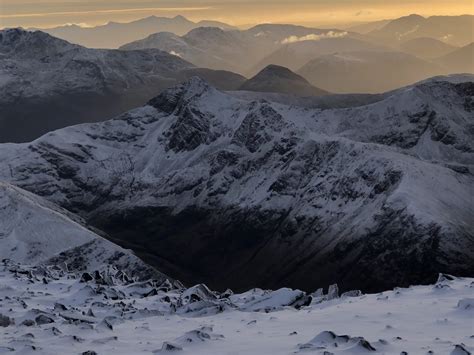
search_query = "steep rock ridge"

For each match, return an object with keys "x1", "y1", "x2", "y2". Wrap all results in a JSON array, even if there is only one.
[{"x1": 0, "y1": 77, "x2": 473, "y2": 292}]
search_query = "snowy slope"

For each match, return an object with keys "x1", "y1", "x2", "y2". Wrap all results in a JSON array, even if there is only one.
[
  {"x1": 0, "y1": 262, "x2": 472, "y2": 354},
  {"x1": 0, "y1": 182, "x2": 169, "y2": 281},
  {"x1": 0, "y1": 76, "x2": 473, "y2": 293}
]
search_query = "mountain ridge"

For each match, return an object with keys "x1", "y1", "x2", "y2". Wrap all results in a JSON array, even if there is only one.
[
  {"x1": 30, "y1": 15, "x2": 237, "y2": 49},
  {"x1": 0, "y1": 76, "x2": 472, "y2": 293}
]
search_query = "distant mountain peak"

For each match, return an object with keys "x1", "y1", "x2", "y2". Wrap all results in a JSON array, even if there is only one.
[
  {"x1": 240, "y1": 64, "x2": 328, "y2": 96},
  {"x1": 256, "y1": 64, "x2": 309, "y2": 82}
]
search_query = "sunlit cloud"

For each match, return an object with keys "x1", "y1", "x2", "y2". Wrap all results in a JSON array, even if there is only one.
[
  {"x1": 281, "y1": 31, "x2": 348, "y2": 44},
  {"x1": 0, "y1": 7, "x2": 213, "y2": 19}
]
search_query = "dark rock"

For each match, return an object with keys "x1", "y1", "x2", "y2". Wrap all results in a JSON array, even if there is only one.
[
  {"x1": 21, "y1": 319, "x2": 35, "y2": 327},
  {"x1": 35, "y1": 314, "x2": 55, "y2": 325},
  {"x1": 451, "y1": 344, "x2": 472, "y2": 355},
  {"x1": 159, "y1": 342, "x2": 183, "y2": 352},
  {"x1": 80, "y1": 272, "x2": 93, "y2": 283},
  {"x1": 0, "y1": 314, "x2": 13, "y2": 327}
]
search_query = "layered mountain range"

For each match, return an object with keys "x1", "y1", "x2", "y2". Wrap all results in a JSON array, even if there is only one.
[
  {"x1": 33, "y1": 15, "x2": 237, "y2": 49},
  {"x1": 1, "y1": 76, "x2": 472, "y2": 293},
  {"x1": 0, "y1": 28, "x2": 245, "y2": 143},
  {"x1": 121, "y1": 25, "x2": 360, "y2": 75},
  {"x1": 119, "y1": 18, "x2": 473, "y2": 93},
  {"x1": 366, "y1": 14, "x2": 474, "y2": 47}
]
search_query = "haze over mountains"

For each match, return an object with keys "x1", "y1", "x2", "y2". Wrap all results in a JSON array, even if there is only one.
[
  {"x1": 0, "y1": 29, "x2": 245, "y2": 142},
  {"x1": 1, "y1": 9, "x2": 473, "y2": 354},
  {"x1": 298, "y1": 51, "x2": 444, "y2": 93},
  {"x1": 1, "y1": 12, "x2": 473, "y2": 142},
  {"x1": 33, "y1": 15, "x2": 237, "y2": 49},
  {"x1": 366, "y1": 14, "x2": 474, "y2": 47},
  {"x1": 435, "y1": 43, "x2": 474, "y2": 74}
]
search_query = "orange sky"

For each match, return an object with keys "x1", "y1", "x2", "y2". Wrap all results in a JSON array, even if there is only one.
[{"x1": 1, "y1": 0, "x2": 473, "y2": 28}]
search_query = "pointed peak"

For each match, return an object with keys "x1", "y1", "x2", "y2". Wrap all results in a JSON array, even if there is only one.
[{"x1": 252, "y1": 64, "x2": 309, "y2": 83}]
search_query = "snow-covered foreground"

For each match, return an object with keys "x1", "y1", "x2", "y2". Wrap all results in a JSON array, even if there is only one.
[{"x1": 0, "y1": 262, "x2": 472, "y2": 355}]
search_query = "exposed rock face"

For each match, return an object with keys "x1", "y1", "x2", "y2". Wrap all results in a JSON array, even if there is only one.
[{"x1": 0, "y1": 77, "x2": 473, "y2": 293}]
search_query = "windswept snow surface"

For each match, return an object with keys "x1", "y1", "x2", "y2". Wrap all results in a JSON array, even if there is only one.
[{"x1": 0, "y1": 262, "x2": 473, "y2": 355}]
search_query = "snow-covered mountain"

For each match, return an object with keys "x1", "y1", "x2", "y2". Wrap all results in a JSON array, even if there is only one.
[
  {"x1": 297, "y1": 51, "x2": 444, "y2": 93},
  {"x1": 239, "y1": 65, "x2": 329, "y2": 96},
  {"x1": 1, "y1": 76, "x2": 473, "y2": 294},
  {"x1": 33, "y1": 15, "x2": 237, "y2": 49},
  {"x1": 0, "y1": 29, "x2": 242, "y2": 143},
  {"x1": 0, "y1": 182, "x2": 169, "y2": 281}
]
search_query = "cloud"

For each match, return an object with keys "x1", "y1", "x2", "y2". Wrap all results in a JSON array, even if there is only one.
[
  {"x1": 169, "y1": 51, "x2": 182, "y2": 57},
  {"x1": 281, "y1": 31, "x2": 348, "y2": 44}
]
